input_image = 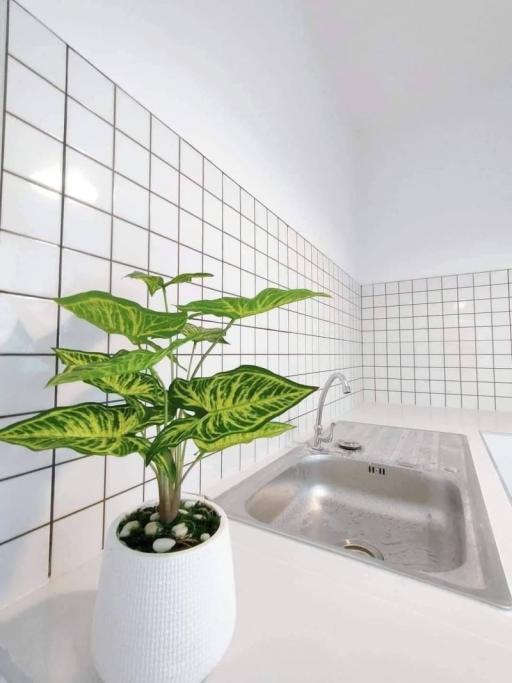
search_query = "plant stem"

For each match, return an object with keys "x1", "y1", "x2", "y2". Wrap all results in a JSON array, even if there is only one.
[
  {"x1": 180, "y1": 450, "x2": 203, "y2": 485},
  {"x1": 190, "y1": 320, "x2": 234, "y2": 379},
  {"x1": 157, "y1": 469, "x2": 181, "y2": 523}
]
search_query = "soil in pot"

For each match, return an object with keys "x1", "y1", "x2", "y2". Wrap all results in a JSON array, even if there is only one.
[{"x1": 118, "y1": 499, "x2": 221, "y2": 553}]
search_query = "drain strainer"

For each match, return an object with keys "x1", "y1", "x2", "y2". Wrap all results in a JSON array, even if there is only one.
[
  {"x1": 342, "y1": 539, "x2": 384, "y2": 561},
  {"x1": 336, "y1": 440, "x2": 362, "y2": 451}
]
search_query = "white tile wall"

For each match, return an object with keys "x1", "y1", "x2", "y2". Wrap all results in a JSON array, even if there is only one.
[
  {"x1": 0, "y1": 1, "x2": 362, "y2": 606},
  {"x1": 362, "y1": 270, "x2": 512, "y2": 411}
]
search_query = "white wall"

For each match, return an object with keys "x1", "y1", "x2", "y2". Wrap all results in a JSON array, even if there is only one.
[
  {"x1": 356, "y1": 85, "x2": 512, "y2": 283},
  {"x1": 20, "y1": 0, "x2": 358, "y2": 275}
]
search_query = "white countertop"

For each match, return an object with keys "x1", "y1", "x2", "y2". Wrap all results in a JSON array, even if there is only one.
[{"x1": 1, "y1": 404, "x2": 512, "y2": 683}]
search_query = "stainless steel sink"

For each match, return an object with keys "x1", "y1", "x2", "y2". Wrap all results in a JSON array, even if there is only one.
[{"x1": 216, "y1": 421, "x2": 511, "y2": 607}]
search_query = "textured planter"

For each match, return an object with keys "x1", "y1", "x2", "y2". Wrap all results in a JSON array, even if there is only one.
[{"x1": 91, "y1": 497, "x2": 236, "y2": 683}]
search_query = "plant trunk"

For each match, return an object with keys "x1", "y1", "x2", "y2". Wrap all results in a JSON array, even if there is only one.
[{"x1": 157, "y1": 474, "x2": 181, "y2": 524}]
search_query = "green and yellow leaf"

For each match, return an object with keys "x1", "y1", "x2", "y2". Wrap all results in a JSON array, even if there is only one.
[
  {"x1": 0, "y1": 403, "x2": 149, "y2": 456},
  {"x1": 54, "y1": 347, "x2": 165, "y2": 404},
  {"x1": 194, "y1": 421, "x2": 294, "y2": 454},
  {"x1": 54, "y1": 348, "x2": 111, "y2": 366},
  {"x1": 168, "y1": 365, "x2": 317, "y2": 444},
  {"x1": 178, "y1": 287, "x2": 329, "y2": 320},
  {"x1": 126, "y1": 272, "x2": 165, "y2": 295},
  {"x1": 181, "y1": 323, "x2": 228, "y2": 344},
  {"x1": 167, "y1": 272, "x2": 213, "y2": 285},
  {"x1": 145, "y1": 417, "x2": 198, "y2": 465},
  {"x1": 48, "y1": 348, "x2": 168, "y2": 387},
  {"x1": 126, "y1": 271, "x2": 213, "y2": 295},
  {"x1": 55, "y1": 291, "x2": 187, "y2": 343}
]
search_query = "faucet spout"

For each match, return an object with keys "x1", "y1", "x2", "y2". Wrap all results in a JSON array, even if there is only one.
[{"x1": 311, "y1": 372, "x2": 351, "y2": 450}]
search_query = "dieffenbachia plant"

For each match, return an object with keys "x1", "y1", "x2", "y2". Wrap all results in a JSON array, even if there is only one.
[{"x1": 0, "y1": 272, "x2": 328, "y2": 523}]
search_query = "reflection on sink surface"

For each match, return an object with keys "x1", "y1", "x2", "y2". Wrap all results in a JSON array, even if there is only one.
[
  {"x1": 216, "y1": 421, "x2": 511, "y2": 608},
  {"x1": 246, "y1": 455, "x2": 465, "y2": 573}
]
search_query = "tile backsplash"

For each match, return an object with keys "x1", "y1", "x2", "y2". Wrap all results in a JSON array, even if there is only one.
[
  {"x1": 362, "y1": 270, "x2": 512, "y2": 411},
  {"x1": 0, "y1": 1, "x2": 362, "y2": 605}
]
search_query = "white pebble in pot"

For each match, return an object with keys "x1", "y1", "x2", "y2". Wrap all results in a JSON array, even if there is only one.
[
  {"x1": 144, "y1": 521, "x2": 161, "y2": 536},
  {"x1": 119, "y1": 520, "x2": 141, "y2": 538},
  {"x1": 200, "y1": 533, "x2": 211, "y2": 542},
  {"x1": 171, "y1": 522, "x2": 189, "y2": 539},
  {"x1": 152, "y1": 538, "x2": 176, "y2": 553}
]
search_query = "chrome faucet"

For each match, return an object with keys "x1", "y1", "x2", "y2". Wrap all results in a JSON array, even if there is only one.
[{"x1": 311, "y1": 372, "x2": 351, "y2": 450}]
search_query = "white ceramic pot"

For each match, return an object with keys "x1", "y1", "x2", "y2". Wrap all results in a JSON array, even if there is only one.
[{"x1": 91, "y1": 497, "x2": 236, "y2": 683}]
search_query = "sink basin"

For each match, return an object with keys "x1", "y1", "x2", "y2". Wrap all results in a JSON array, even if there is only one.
[
  {"x1": 216, "y1": 421, "x2": 511, "y2": 607},
  {"x1": 246, "y1": 454, "x2": 465, "y2": 573}
]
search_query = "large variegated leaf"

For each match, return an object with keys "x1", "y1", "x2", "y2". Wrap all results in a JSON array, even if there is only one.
[
  {"x1": 54, "y1": 347, "x2": 165, "y2": 404},
  {"x1": 178, "y1": 287, "x2": 328, "y2": 320},
  {"x1": 126, "y1": 272, "x2": 165, "y2": 295},
  {"x1": 55, "y1": 291, "x2": 187, "y2": 343},
  {"x1": 54, "y1": 348, "x2": 110, "y2": 365},
  {"x1": 168, "y1": 365, "x2": 316, "y2": 443},
  {"x1": 94, "y1": 374, "x2": 165, "y2": 405},
  {"x1": 0, "y1": 403, "x2": 149, "y2": 456},
  {"x1": 48, "y1": 348, "x2": 168, "y2": 387},
  {"x1": 194, "y1": 421, "x2": 294, "y2": 454}
]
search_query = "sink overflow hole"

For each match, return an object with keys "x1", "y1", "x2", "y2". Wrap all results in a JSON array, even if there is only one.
[{"x1": 368, "y1": 464, "x2": 386, "y2": 475}]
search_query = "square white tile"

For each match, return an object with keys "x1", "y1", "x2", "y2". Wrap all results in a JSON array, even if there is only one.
[
  {"x1": 9, "y1": 3, "x2": 66, "y2": 89},
  {"x1": 0, "y1": 293, "x2": 57, "y2": 354},
  {"x1": 151, "y1": 156, "x2": 179, "y2": 204},
  {"x1": 223, "y1": 175, "x2": 240, "y2": 210},
  {"x1": 204, "y1": 191, "x2": 222, "y2": 229},
  {"x1": 116, "y1": 90, "x2": 150, "y2": 147},
  {"x1": 150, "y1": 193, "x2": 178, "y2": 239},
  {"x1": 112, "y1": 218, "x2": 148, "y2": 269},
  {"x1": 203, "y1": 159, "x2": 222, "y2": 198},
  {"x1": 0, "y1": 232, "x2": 60, "y2": 298},
  {"x1": 179, "y1": 209, "x2": 202, "y2": 251},
  {"x1": 68, "y1": 50, "x2": 114, "y2": 122},
  {"x1": 149, "y1": 233, "x2": 178, "y2": 276},
  {"x1": 60, "y1": 248, "x2": 110, "y2": 296},
  {"x1": 4, "y1": 115, "x2": 62, "y2": 191},
  {"x1": 67, "y1": 99, "x2": 114, "y2": 167},
  {"x1": 151, "y1": 118, "x2": 179, "y2": 168},
  {"x1": 241, "y1": 189, "x2": 255, "y2": 220},
  {"x1": 6, "y1": 57, "x2": 65, "y2": 139},
  {"x1": 180, "y1": 140, "x2": 202, "y2": 184},
  {"x1": 63, "y1": 197, "x2": 111, "y2": 258},
  {"x1": 1, "y1": 172, "x2": 61, "y2": 244},
  {"x1": 180, "y1": 175, "x2": 202, "y2": 218},
  {"x1": 66, "y1": 148, "x2": 112, "y2": 212},
  {"x1": 0, "y1": 355, "x2": 55, "y2": 416},
  {"x1": 53, "y1": 456, "x2": 105, "y2": 519},
  {"x1": 51, "y1": 503, "x2": 103, "y2": 577},
  {"x1": 105, "y1": 453, "x2": 144, "y2": 497},
  {"x1": 0, "y1": 468, "x2": 52, "y2": 543},
  {"x1": 115, "y1": 130, "x2": 150, "y2": 186},
  {"x1": 114, "y1": 174, "x2": 149, "y2": 227}
]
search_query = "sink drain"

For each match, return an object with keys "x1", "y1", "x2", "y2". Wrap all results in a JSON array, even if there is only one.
[
  {"x1": 336, "y1": 440, "x2": 362, "y2": 451},
  {"x1": 342, "y1": 539, "x2": 384, "y2": 561}
]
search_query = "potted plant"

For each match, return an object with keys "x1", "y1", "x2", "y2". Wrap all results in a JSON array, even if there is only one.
[{"x1": 0, "y1": 271, "x2": 326, "y2": 683}]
